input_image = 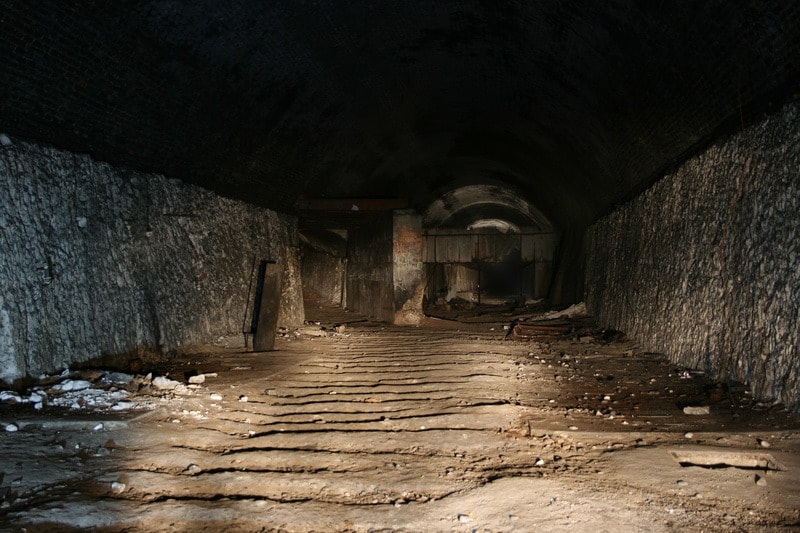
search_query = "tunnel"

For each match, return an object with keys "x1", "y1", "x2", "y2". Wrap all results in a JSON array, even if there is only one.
[{"x1": 0, "y1": 1, "x2": 799, "y2": 530}]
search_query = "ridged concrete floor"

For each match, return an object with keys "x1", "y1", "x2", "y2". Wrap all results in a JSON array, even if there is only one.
[{"x1": 3, "y1": 308, "x2": 800, "y2": 531}]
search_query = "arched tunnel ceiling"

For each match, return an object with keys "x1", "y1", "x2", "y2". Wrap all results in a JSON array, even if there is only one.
[
  {"x1": 424, "y1": 184, "x2": 552, "y2": 230},
  {"x1": 1, "y1": 1, "x2": 798, "y2": 229}
]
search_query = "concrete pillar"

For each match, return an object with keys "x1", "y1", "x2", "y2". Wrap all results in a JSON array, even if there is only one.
[{"x1": 393, "y1": 209, "x2": 425, "y2": 325}]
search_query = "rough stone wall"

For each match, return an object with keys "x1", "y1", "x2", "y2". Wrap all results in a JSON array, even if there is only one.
[
  {"x1": 0, "y1": 141, "x2": 303, "y2": 383},
  {"x1": 585, "y1": 102, "x2": 800, "y2": 410},
  {"x1": 393, "y1": 210, "x2": 424, "y2": 325}
]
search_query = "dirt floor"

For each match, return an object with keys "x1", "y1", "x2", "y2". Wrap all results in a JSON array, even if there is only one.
[{"x1": 1, "y1": 304, "x2": 799, "y2": 532}]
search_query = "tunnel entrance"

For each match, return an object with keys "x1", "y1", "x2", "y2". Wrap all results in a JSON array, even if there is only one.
[
  {"x1": 422, "y1": 184, "x2": 559, "y2": 316},
  {"x1": 422, "y1": 227, "x2": 557, "y2": 315}
]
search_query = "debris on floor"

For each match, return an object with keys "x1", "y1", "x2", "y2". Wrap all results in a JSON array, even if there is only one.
[
  {"x1": 1, "y1": 304, "x2": 798, "y2": 531},
  {"x1": 669, "y1": 449, "x2": 784, "y2": 470}
]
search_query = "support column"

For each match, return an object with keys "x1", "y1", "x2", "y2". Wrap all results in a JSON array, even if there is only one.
[{"x1": 393, "y1": 209, "x2": 425, "y2": 325}]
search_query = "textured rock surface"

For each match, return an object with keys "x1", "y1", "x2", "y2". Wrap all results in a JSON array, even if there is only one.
[
  {"x1": 0, "y1": 141, "x2": 303, "y2": 382},
  {"x1": 586, "y1": 102, "x2": 800, "y2": 410},
  {"x1": 393, "y1": 210, "x2": 424, "y2": 325}
]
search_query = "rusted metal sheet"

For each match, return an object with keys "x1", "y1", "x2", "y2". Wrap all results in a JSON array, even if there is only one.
[
  {"x1": 512, "y1": 323, "x2": 571, "y2": 337},
  {"x1": 472, "y1": 233, "x2": 495, "y2": 262},
  {"x1": 494, "y1": 233, "x2": 520, "y2": 261},
  {"x1": 424, "y1": 230, "x2": 558, "y2": 265}
]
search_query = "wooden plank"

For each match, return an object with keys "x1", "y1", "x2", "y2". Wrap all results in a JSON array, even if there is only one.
[
  {"x1": 253, "y1": 260, "x2": 283, "y2": 351},
  {"x1": 512, "y1": 323, "x2": 571, "y2": 337},
  {"x1": 423, "y1": 235, "x2": 436, "y2": 263}
]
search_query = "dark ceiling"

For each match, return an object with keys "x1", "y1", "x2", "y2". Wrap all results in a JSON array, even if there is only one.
[{"x1": 1, "y1": 1, "x2": 798, "y2": 229}]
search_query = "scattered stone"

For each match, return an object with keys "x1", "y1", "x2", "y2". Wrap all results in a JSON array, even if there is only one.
[
  {"x1": 755, "y1": 475, "x2": 767, "y2": 486},
  {"x1": 94, "y1": 446, "x2": 110, "y2": 457},
  {"x1": 535, "y1": 458, "x2": 545, "y2": 466},
  {"x1": 188, "y1": 374, "x2": 206, "y2": 385},
  {"x1": 677, "y1": 480, "x2": 688, "y2": 486},
  {"x1": 239, "y1": 395, "x2": 249, "y2": 402},
  {"x1": 298, "y1": 326, "x2": 329, "y2": 337},
  {"x1": 210, "y1": 393, "x2": 223, "y2": 401},
  {"x1": 184, "y1": 463, "x2": 202, "y2": 475},
  {"x1": 102, "y1": 372, "x2": 134, "y2": 385},
  {"x1": 152, "y1": 376, "x2": 180, "y2": 390},
  {"x1": 758, "y1": 439, "x2": 771, "y2": 448},
  {"x1": 457, "y1": 514, "x2": 471, "y2": 524},
  {"x1": 684, "y1": 432, "x2": 694, "y2": 439},
  {"x1": 683, "y1": 406, "x2": 710, "y2": 415},
  {"x1": 51, "y1": 380, "x2": 93, "y2": 392},
  {"x1": 93, "y1": 423, "x2": 104, "y2": 432},
  {"x1": 569, "y1": 425, "x2": 579, "y2": 430},
  {"x1": 4, "y1": 423, "x2": 19, "y2": 432},
  {"x1": 110, "y1": 481, "x2": 126, "y2": 494},
  {"x1": 0, "y1": 391, "x2": 21, "y2": 403}
]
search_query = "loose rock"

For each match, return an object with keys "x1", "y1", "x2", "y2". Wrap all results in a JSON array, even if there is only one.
[
  {"x1": 103, "y1": 372, "x2": 134, "y2": 385},
  {"x1": 51, "y1": 380, "x2": 93, "y2": 392},
  {"x1": 152, "y1": 377, "x2": 180, "y2": 390}
]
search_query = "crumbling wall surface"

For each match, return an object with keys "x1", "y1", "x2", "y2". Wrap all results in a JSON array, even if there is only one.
[
  {"x1": 393, "y1": 210, "x2": 424, "y2": 325},
  {"x1": 0, "y1": 141, "x2": 303, "y2": 382},
  {"x1": 585, "y1": 102, "x2": 800, "y2": 410}
]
